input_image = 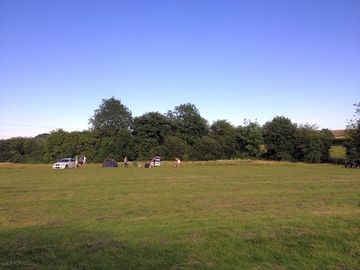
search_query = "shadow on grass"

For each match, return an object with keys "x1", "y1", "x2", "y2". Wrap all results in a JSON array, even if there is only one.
[
  {"x1": 0, "y1": 226, "x2": 192, "y2": 270},
  {"x1": 1, "y1": 221, "x2": 358, "y2": 270}
]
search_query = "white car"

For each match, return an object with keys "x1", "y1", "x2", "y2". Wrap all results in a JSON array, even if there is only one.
[{"x1": 52, "y1": 158, "x2": 76, "y2": 169}]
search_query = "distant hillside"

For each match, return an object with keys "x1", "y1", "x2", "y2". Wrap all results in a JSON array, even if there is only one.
[
  {"x1": 34, "y1": 133, "x2": 50, "y2": 141},
  {"x1": 331, "y1": 130, "x2": 346, "y2": 139}
]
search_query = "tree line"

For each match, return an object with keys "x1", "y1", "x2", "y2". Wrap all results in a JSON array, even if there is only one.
[{"x1": 1, "y1": 98, "x2": 359, "y2": 164}]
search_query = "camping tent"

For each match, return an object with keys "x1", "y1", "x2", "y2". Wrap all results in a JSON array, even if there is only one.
[{"x1": 102, "y1": 158, "x2": 118, "y2": 168}]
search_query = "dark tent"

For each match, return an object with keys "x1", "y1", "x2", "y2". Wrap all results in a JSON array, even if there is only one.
[{"x1": 102, "y1": 158, "x2": 118, "y2": 168}]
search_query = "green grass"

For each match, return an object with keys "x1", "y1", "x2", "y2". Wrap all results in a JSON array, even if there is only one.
[
  {"x1": 0, "y1": 162, "x2": 359, "y2": 269},
  {"x1": 330, "y1": 146, "x2": 346, "y2": 160}
]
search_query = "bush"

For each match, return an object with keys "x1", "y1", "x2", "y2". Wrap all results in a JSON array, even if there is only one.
[
  {"x1": 262, "y1": 116, "x2": 297, "y2": 161},
  {"x1": 189, "y1": 136, "x2": 222, "y2": 160}
]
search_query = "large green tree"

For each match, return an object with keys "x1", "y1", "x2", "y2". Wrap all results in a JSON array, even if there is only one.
[
  {"x1": 210, "y1": 120, "x2": 237, "y2": 159},
  {"x1": 0, "y1": 98, "x2": 342, "y2": 164},
  {"x1": 345, "y1": 102, "x2": 360, "y2": 160},
  {"x1": 0, "y1": 139, "x2": 11, "y2": 162},
  {"x1": 89, "y1": 129, "x2": 135, "y2": 162},
  {"x1": 0, "y1": 137, "x2": 44, "y2": 163},
  {"x1": 89, "y1": 97, "x2": 133, "y2": 134},
  {"x1": 167, "y1": 103, "x2": 209, "y2": 145},
  {"x1": 159, "y1": 136, "x2": 188, "y2": 160},
  {"x1": 43, "y1": 129, "x2": 69, "y2": 162},
  {"x1": 88, "y1": 97, "x2": 135, "y2": 161},
  {"x1": 189, "y1": 136, "x2": 221, "y2": 160},
  {"x1": 294, "y1": 125, "x2": 332, "y2": 163},
  {"x1": 236, "y1": 120, "x2": 264, "y2": 159},
  {"x1": 133, "y1": 112, "x2": 173, "y2": 159},
  {"x1": 263, "y1": 116, "x2": 297, "y2": 161}
]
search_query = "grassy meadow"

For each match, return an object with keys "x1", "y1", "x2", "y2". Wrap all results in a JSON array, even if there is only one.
[
  {"x1": 0, "y1": 161, "x2": 359, "y2": 269},
  {"x1": 330, "y1": 146, "x2": 347, "y2": 163}
]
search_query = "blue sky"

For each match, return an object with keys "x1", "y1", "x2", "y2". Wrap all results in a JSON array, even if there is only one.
[{"x1": 0, "y1": 0, "x2": 359, "y2": 138}]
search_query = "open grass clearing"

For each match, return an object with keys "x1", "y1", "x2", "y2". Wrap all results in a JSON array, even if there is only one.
[{"x1": 0, "y1": 161, "x2": 359, "y2": 269}]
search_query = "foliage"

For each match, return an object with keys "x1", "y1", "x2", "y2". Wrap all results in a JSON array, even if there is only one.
[
  {"x1": 262, "y1": 116, "x2": 297, "y2": 161},
  {"x1": 43, "y1": 129, "x2": 74, "y2": 162},
  {"x1": 345, "y1": 102, "x2": 360, "y2": 160},
  {"x1": 319, "y1": 129, "x2": 335, "y2": 162},
  {"x1": 167, "y1": 103, "x2": 209, "y2": 145},
  {"x1": 236, "y1": 120, "x2": 264, "y2": 159},
  {"x1": 294, "y1": 125, "x2": 325, "y2": 163},
  {"x1": 0, "y1": 137, "x2": 44, "y2": 163},
  {"x1": 210, "y1": 120, "x2": 238, "y2": 159},
  {"x1": 0, "y1": 140, "x2": 11, "y2": 162},
  {"x1": 87, "y1": 130, "x2": 135, "y2": 163},
  {"x1": 189, "y1": 136, "x2": 222, "y2": 160},
  {"x1": 0, "y1": 99, "x2": 341, "y2": 163},
  {"x1": 89, "y1": 97, "x2": 133, "y2": 135},
  {"x1": 133, "y1": 112, "x2": 173, "y2": 160},
  {"x1": 153, "y1": 136, "x2": 188, "y2": 161}
]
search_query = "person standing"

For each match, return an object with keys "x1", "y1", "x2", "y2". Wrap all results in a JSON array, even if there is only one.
[
  {"x1": 75, "y1": 155, "x2": 79, "y2": 168},
  {"x1": 124, "y1": 156, "x2": 128, "y2": 168},
  {"x1": 83, "y1": 155, "x2": 87, "y2": 168},
  {"x1": 79, "y1": 155, "x2": 84, "y2": 167},
  {"x1": 175, "y1": 157, "x2": 181, "y2": 168}
]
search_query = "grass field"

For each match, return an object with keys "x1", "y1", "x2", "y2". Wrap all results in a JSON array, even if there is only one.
[
  {"x1": 330, "y1": 146, "x2": 347, "y2": 162},
  {"x1": 0, "y1": 161, "x2": 359, "y2": 269}
]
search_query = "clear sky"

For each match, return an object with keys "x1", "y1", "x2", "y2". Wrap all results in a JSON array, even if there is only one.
[{"x1": 0, "y1": 0, "x2": 359, "y2": 139}]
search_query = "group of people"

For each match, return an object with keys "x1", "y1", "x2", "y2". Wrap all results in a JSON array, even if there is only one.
[
  {"x1": 126, "y1": 157, "x2": 180, "y2": 168},
  {"x1": 75, "y1": 155, "x2": 87, "y2": 168},
  {"x1": 143, "y1": 157, "x2": 157, "y2": 168},
  {"x1": 75, "y1": 155, "x2": 180, "y2": 168}
]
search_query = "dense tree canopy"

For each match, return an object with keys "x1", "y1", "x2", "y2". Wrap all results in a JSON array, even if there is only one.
[
  {"x1": 87, "y1": 97, "x2": 136, "y2": 162},
  {"x1": 190, "y1": 136, "x2": 222, "y2": 160},
  {"x1": 89, "y1": 97, "x2": 133, "y2": 134},
  {"x1": 0, "y1": 97, "x2": 341, "y2": 164},
  {"x1": 133, "y1": 112, "x2": 173, "y2": 159},
  {"x1": 236, "y1": 120, "x2": 264, "y2": 159},
  {"x1": 262, "y1": 116, "x2": 297, "y2": 161},
  {"x1": 167, "y1": 103, "x2": 209, "y2": 144},
  {"x1": 210, "y1": 120, "x2": 238, "y2": 159},
  {"x1": 294, "y1": 125, "x2": 333, "y2": 163},
  {"x1": 160, "y1": 136, "x2": 188, "y2": 160},
  {"x1": 345, "y1": 102, "x2": 360, "y2": 160},
  {"x1": 0, "y1": 137, "x2": 44, "y2": 163}
]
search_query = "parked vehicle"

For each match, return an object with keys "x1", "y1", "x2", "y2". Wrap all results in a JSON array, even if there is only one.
[
  {"x1": 150, "y1": 156, "x2": 162, "y2": 167},
  {"x1": 52, "y1": 158, "x2": 76, "y2": 169}
]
